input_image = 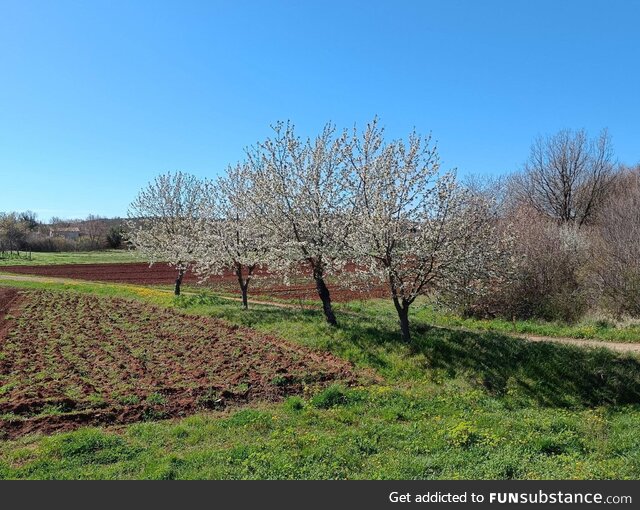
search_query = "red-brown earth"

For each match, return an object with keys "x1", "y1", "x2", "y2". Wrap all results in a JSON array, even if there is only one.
[
  {"x1": 0, "y1": 287, "x2": 21, "y2": 317},
  {"x1": 0, "y1": 287, "x2": 359, "y2": 439},
  {"x1": 1, "y1": 262, "x2": 389, "y2": 302},
  {"x1": 0, "y1": 287, "x2": 22, "y2": 342}
]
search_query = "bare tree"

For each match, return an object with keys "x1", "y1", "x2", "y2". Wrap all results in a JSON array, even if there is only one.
[
  {"x1": 18, "y1": 211, "x2": 38, "y2": 231},
  {"x1": 513, "y1": 129, "x2": 616, "y2": 226},
  {"x1": 592, "y1": 165, "x2": 640, "y2": 316},
  {"x1": 127, "y1": 172, "x2": 206, "y2": 295},
  {"x1": 49, "y1": 216, "x2": 70, "y2": 228},
  {"x1": 0, "y1": 212, "x2": 29, "y2": 257},
  {"x1": 194, "y1": 163, "x2": 267, "y2": 308},
  {"x1": 246, "y1": 122, "x2": 352, "y2": 326},
  {"x1": 84, "y1": 214, "x2": 106, "y2": 248},
  {"x1": 347, "y1": 119, "x2": 503, "y2": 342}
]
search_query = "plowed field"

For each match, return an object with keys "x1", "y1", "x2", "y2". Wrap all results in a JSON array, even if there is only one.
[
  {"x1": 0, "y1": 288, "x2": 356, "y2": 439},
  {"x1": 0, "y1": 288, "x2": 20, "y2": 319},
  {"x1": 1, "y1": 262, "x2": 200, "y2": 285},
  {"x1": 0, "y1": 288, "x2": 22, "y2": 341},
  {"x1": 1, "y1": 263, "x2": 388, "y2": 301}
]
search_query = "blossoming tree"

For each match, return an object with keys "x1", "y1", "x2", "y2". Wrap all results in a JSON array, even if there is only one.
[
  {"x1": 246, "y1": 122, "x2": 353, "y2": 326},
  {"x1": 193, "y1": 163, "x2": 267, "y2": 308},
  {"x1": 127, "y1": 171, "x2": 206, "y2": 295},
  {"x1": 347, "y1": 119, "x2": 501, "y2": 342}
]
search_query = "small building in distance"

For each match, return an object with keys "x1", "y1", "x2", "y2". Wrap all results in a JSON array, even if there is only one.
[{"x1": 49, "y1": 226, "x2": 82, "y2": 241}]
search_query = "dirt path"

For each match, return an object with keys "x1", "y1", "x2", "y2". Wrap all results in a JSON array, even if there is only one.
[
  {"x1": 428, "y1": 323, "x2": 640, "y2": 354},
  {"x1": 528, "y1": 335, "x2": 640, "y2": 354},
  {"x1": 2, "y1": 272, "x2": 639, "y2": 354},
  {"x1": 518, "y1": 333, "x2": 640, "y2": 353},
  {"x1": 0, "y1": 273, "x2": 82, "y2": 285}
]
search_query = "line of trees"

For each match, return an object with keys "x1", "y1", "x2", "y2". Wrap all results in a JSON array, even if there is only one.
[
  {"x1": 0, "y1": 213, "x2": 126, "y2": 254},
  {"x1": 127, "y1": 119, "x2": 506, "y2": 342},
  {"x1": 0, "y1": 211, "x2": 38, "y2": 257},
  {"x1": 127, "y1": 121, "x2": 639, "y2": 341}
]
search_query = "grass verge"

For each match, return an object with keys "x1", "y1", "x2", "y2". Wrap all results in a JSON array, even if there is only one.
[{"x1": 0, "y1": 250, "x2": 138, "y2": 266}]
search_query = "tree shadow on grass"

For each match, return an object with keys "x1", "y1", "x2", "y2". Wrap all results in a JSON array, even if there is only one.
[
  {"x1": 197, "y1": 302, "x2": 402, "y2": 374},
  {"x1": 413, "y1": 325, "x2": 640, "y2": 408},
  {"x1": 250, "y1": 307, "x2": 401, "y2": 374},
  {"x1": 227, "y1": 306, "x2": 640, "y2": 408},
  {"x1": 185, "y1": 296, "x2": 640, "y2": 408}
]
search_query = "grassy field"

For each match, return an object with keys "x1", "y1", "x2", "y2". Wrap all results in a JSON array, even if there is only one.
[
  {"x1": 0, "y1": 250, "x2": 138, "y2": 266},
  {"x1": 1, "y1": 282, "x2": 640, "y2": 479}
]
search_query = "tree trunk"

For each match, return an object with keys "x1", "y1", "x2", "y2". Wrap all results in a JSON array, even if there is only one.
[
  {"x1": 241, "y1": 283, "x2": 248, "y2": 309},
  {"x1": 313, "y1": 268, "x2": 337, "y2": 326},
  {"x1": 174, "y1": 268, "x2": 185, "y2": 296},
  {"x1": 236, "y1": 269, "x2": 248, "y2": 309},
  {"x1": 393, "y1": 297, "x2": 411, "y2": 343},
  {"x1": 235, "y1": 264, "x2": 252, "y2": 309}
]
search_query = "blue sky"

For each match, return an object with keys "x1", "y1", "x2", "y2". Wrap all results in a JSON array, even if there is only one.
[{"x1": 1, "y1": 0, "x2": 639, "y2": 220}]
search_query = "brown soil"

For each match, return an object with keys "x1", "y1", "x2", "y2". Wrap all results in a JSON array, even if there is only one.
[
  {"x1": 0, "y1": 287, "x2": 22, "y2": 342},
  {"x1": 0, "y1": 287, "x2": 20, "y2": 317},
  {"x1": 1, "y1": 262, "x2": 388, "y2": 302},
  {"x1": 1, "y1": 262, "x2": 200, "y2": 285},
  {"x1": 0, "y1": 289, "x2": 361, "y2": 439}
]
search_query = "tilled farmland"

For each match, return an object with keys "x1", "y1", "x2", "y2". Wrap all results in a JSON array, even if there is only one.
[
  {"x1": 0, "y1": 262, "x2": 388, "y2": 302},
  {"x1": 1, "y1": 262, "x2": 201, "y2": 285},
  {"x1": 0, "y1": 288, "x2": 357, "y2": 439}
]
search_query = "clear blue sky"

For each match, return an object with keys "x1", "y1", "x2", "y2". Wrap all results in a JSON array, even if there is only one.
[{"x1": 1, "y1": 0, "x2": 639, "y2": 220}]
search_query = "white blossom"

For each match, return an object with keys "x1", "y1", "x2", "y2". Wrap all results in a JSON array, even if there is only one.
[
  {"x1": 192, "y1": 163, "x2": 268, "y2": 308},
  {"x1": 245, "y1": 121, "x2": 355, "y2": 325},
  {"x1": 126, "y1": 171, "x2": 206, "y2": 295},
  {"x1": 346, "y1": 118, "x2": 505, "y2": 342}
]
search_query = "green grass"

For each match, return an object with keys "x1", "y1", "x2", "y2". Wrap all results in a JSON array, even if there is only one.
[
  {"x1": 1, "y1": 285, "x2": 640, "y2": 479},
  {"x1": 182, "y1": 287, "x2": 640, "y2": 343},
  {"x1": 0, "y1": 278, "x2": 175, "y2": 307},
  {"x1": 412, "y1": 304, "x2": 640, "y2": 343},
  {"x1": 172, "y1": 293, "x2": 640, "y2": 403},
  {"x1": 328, "y1": 298, "x2": 640, "y2": 344},
  {"x1": 2, "y1": 388, "x2": 638, "y2": 479},
  {"x1": 0, "y1": 250, "x2": 138, "y2": 266}
]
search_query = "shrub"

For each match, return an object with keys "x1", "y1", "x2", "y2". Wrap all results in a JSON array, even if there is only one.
[
  {"x1": 311, "y1": 384, "x2": 351, "y2": 409},
  {"x1": 464, "y1": 208, "x2": 591, "y2": 322},
  {"x1": 284, "y1": 396, "x2": 305, "y2": 412},
  {"x1": 591, "y1": 167, "x2": 640, "y2": 317},
  {"x1": 106, "y1": 226, "x2": 124, "y2": 248}
]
